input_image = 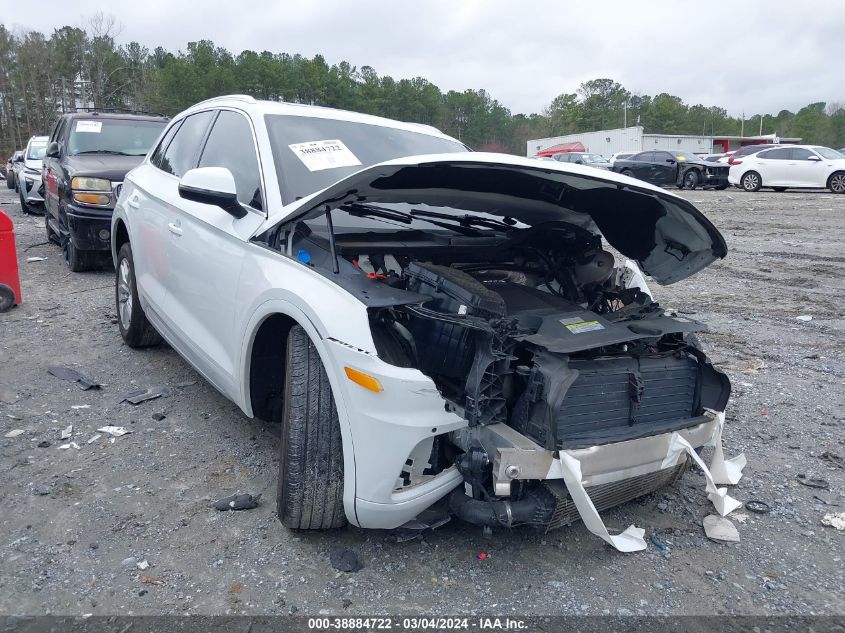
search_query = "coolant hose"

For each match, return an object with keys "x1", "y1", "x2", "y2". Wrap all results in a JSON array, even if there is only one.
[{"x1": 448, "y1": 488, "x2": 552, "y2": 528}]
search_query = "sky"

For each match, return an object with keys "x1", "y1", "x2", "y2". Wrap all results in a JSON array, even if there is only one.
[{"x1": 6, "y1": 0, "x2": 845, "y2": 117}]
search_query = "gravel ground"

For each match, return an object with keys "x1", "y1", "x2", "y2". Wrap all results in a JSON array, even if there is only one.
[{"x1": 0, "y1": 185, "x2": 843, "y2": 617}]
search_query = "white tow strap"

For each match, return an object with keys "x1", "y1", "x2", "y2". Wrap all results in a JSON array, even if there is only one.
[{"x1": 557, "y1": 411, "x2": 746, "y2": 552}]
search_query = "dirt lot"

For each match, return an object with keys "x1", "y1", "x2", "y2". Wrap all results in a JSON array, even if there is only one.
[{"x1": 1, "y1": 185, "x2": 843, "y2": 617}]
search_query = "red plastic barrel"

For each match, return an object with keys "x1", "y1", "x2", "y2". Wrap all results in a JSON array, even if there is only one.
[{"x1": 0, "y1": 209, "x2": 22, "y2": 312}]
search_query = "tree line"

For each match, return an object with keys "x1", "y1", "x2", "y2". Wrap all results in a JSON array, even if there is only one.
[{"x1": 2, "y1": 16, "x2": 844, "y2": 159}]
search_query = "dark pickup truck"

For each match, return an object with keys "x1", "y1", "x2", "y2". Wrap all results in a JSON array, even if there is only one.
[{"x1": 43, "y1": 111, "x2": 168, "y2": 271}]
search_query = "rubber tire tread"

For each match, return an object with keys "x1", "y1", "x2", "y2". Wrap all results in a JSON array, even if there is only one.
[
  {"x1": 116, "y1": 242, "x2": 163, "y2": 347},
  {"x1": 277, "y1": 324, "x2": 346, "y2": 530}
]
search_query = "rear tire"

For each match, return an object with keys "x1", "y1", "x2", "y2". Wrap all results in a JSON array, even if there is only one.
[
  {"x1": 45, "y1": 215, "x2": 59, "y2": 245},
  {"x1": 5, "y1": 171, "x2": 13, "y2": 189},
  {"x1": 0, "y1": 284, "x2": 15, "y2": 312},
  {"x1": 621, "y1": 169, "x2": 634, "y2": 178},
  {"x1": 115, "y1": 242, "x2": 162, "y2": 348},
  {"x1": 828, "y1": 172, "x2": 845, "y2": 194},
  {"x1": 277, "y1": 325, "x2": 346, "y2": 530},
  {"x1": 741, "y1": 171, "x2": 762, "y2": 192}
]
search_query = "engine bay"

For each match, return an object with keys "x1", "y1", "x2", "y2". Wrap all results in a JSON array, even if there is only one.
[{"x1": 259, "y1": 202, "x2": 732, "y2": 527}]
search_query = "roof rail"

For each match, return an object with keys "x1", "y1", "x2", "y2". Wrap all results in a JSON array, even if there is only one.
[
  {"x1": 193, "y1": 94, "x2": 258, "y2": 107},
  {"x1": 67, "y1": 107, "x2": 167, "y2": 117}
]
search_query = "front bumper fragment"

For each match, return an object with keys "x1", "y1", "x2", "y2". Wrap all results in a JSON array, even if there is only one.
[{"x1": 66, "y1": 204, "x2": 114, "y2": 251}]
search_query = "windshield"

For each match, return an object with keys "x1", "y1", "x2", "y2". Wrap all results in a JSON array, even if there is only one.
[
  {"x1": 813, "y1": 147, "x2": 843, "y2": 160},
  {"x1": 26, "y1": 138, "x2": 48, "y2": 160},
  {"x1": 581, "y1": 154, "x2": 607, "y2": 163},
  {"x1": 68, "y1": 118, "x2": 167, "y2": 156},
  {"x1": 265, "y1": 114, "x2": 468, "y2": 204},
  {"x1": 670, "y1": 151, "x2": 700, "y2": 161}
]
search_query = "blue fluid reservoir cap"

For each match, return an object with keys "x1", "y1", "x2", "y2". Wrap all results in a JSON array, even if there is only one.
[{"x1": 297, "y1": 249, "x2": 312, "y2": 265}]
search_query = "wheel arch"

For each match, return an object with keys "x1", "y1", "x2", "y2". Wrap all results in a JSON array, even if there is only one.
[
  {"x1": 827, "y1": 170, "x2": 845, "y2": 192},
  {"x1": 112, "y1": 217, "x2": 130, "y2": 265},
  {"x1": 239, "y1": 301, "x2": 359, "y2": 525}
]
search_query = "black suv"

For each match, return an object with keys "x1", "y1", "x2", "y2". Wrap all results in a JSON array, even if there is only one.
[{"x1": 43, "y1": 110, "x2": 168, "y2": 271}]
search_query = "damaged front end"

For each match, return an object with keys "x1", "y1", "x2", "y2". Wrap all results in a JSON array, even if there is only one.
[{"x1": 256, "y1": 156, "x2": 744, "y2": 548}]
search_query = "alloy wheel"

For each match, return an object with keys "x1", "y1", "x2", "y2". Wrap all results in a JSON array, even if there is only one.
[
  {"x1": 830, "y1": 173, "x2": 845, "y2": 193},
  {"x1": 742, "y1": 173, "x2": 759, "y2": 191},
  {"x1": 118, "y1": 258, "x2": 133, "y2": 329}
]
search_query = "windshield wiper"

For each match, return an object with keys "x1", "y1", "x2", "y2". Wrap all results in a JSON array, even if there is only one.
[
  {"x1": 74, "y1": 150, "x2": 132, "y2": 156},
  {"x1": 408, "y1": 208, "x2": 517, "y2": 232},
  {"x1": 340, "y1": 202, "x2": 482, "y2": 237}
]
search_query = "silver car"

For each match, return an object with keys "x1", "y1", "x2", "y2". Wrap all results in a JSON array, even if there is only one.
[{"x1": 18, "y1": 136, "x2": 48, "y2": 213}]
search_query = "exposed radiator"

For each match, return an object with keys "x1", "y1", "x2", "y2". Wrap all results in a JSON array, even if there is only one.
[{"x1": 542, "y1": 460, "x2": 688, "y2": 531}]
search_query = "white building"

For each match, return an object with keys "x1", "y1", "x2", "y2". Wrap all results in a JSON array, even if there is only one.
[{"x1": 527, "y1": 127, "x2": 799, "y2": 158}]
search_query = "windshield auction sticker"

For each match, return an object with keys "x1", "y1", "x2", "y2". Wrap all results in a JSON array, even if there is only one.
[
  {"x1": 288, "y1": 139, "x2": 362, "y2": 171},
  {"x1": 75, "y1": 120, "x2": 103, "y2": 133}
]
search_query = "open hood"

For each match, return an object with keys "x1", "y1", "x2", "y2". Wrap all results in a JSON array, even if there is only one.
[{"x1": 261, "y1": 153, "x2": 727, "y2": 285}]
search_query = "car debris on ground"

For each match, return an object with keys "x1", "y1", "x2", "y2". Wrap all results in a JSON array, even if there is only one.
[
  {"x1": 330, "y1": 548, "x2": 362, "y2": 573},
  {"x1": 702, "y1": 515, "x2": 740, "y2": 543},
  {"x1": 47, "y1": 366, "x2": 100, "y2": 390},
  {"x1": 821, "y1": 512, "x2": 845, "y2": 530},
  {"x1": 97, "y1": 426, "x2": 131, "y2": 437},
  {"x1": 210, "y1": 493, "x2": 262, "y2": 511},
  {"x1": 122, "y1": 386, "x2": 173, "y2": 405}
]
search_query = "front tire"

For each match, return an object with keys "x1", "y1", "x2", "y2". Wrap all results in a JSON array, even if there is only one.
[
  {"x1": 115, "y1": 242, "x2": 162, "y2": 347},
  {"x1": 741, "y1": 171, "x2": 762, "y2": 192},
  {"x1": 19, "y1": 187, "x2": 31, "y2": 215},
  {"x1": 277, "y1": 325, "x2": 346, "y2": 530},
  {"x1": 682, "y1": 169, "x2": 699, "y2": 190},
  {"x1": 828, "y1": 172, "x2": 845, "y2": 194}
]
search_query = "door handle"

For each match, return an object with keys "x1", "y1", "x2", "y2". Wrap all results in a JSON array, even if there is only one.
[
  {"x1": 127, "y1": 196, "x2": 140, "y2": 209},
  {"x1": 168, "y1": 221, "x2": 183, "y2": 236}
]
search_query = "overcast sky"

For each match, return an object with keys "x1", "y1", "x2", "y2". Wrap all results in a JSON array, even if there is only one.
[{"x1": 6, "y1": 0, "x2": 844, "y2": 117}]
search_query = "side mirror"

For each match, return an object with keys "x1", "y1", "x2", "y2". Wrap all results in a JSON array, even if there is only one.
[
  {"x1": 14, "y1": 155, "x2": 24, "y2": 163},
  {"x1": 807, "y1": 155, "x2": 822, "y2": 161},
  {"x1": 46, "y1": 142, "x2": 60, "y2": 158},
  {"x1": 178, "y1": 167, "x2": 247, "y2": 219}
]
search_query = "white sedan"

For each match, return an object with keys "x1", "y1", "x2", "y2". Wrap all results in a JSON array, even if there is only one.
[
  {"x1": 111, "y1": 95, "x2": 744, "y2": 549},
  {"x1": 728, "y1": 144, "x2": 845, "y2": 193}
]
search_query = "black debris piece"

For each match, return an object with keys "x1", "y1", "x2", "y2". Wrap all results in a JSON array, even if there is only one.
[
  {"x1": 47, "y1": 366, "x2": 100, "y2": 390},
  {"x1": 122, "y1": 386, "x2": 173, "y2": 405},
  {"x1": 151, "y1": 413, "x2": 167, "y2": 421},
  {"x1": 745, "y1": 499, "x2": 771, "y2": 514},
  {"x1": 210, "y1": 493, "x2": 261, "y2": 511},
  {"x1": 796, "y1": 474, "x2": 830, "y2": 490},
  {"x1": 37, "y1": 440, "x2": 51, "y2": 448},
  {"x1": 330, "y1": 548, "x2": 362, "y2": 573},
  {"x1": 819, "y1": 452, "x2": 844, "y2": 469}
]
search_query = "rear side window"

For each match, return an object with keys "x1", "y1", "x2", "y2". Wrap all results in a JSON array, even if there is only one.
[
  {"x1": 198, "y1": 110, "x2": 263, "y2": 211},
  {"x1": 159, "y1": 111, "x2": 215, "y2": 177},
  {"x1": 150, "y1": 121, "x2": 182, "y2": 171},
  {"x1": 759, "y1": 148, "x2": 791, "y2": 160}
]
